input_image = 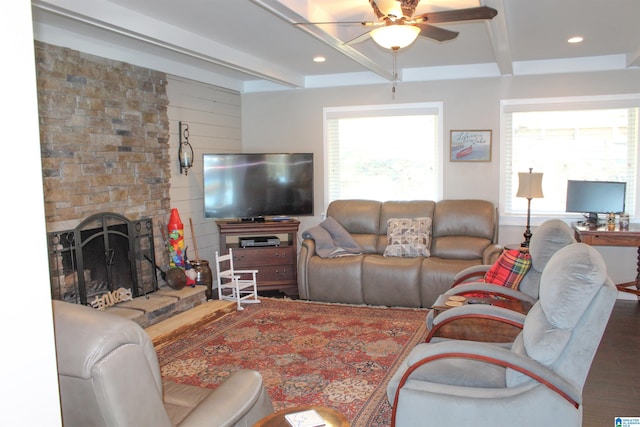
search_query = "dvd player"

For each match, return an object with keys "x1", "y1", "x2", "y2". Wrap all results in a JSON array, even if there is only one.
[{"x1": 239, "y1": 236, "x2": 280, "y2": 247}]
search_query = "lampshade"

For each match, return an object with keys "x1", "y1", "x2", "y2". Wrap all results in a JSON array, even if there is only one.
[
  {"x1": 371, "y1": 24, "x2": 420, "y2": 50},
  {"x1": 516, "y1": 170, "x2": 544, "y2": 199}
]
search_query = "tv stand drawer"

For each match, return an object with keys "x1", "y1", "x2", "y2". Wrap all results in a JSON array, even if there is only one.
[
  {"x1": 255, "y1": 265, "x2": 295, "y2": 281},
  {"x1": 232, "y1": 247, "x2": 294, "y2": 267}
]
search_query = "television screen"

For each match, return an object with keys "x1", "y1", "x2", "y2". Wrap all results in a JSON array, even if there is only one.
[
  {"x1": 203, "y1": 153, "x2": 313, "y2": 219},
  {"x1": 565, "y1": 180, "x2": 626, "y2": 220}
]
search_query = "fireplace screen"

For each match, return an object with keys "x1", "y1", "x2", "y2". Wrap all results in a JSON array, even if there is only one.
[{"x1": 48, "y1": 212, "x2": 159, "y2": 305}]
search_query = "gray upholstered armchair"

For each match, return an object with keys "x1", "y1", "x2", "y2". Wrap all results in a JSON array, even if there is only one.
[
  {"x1": 53, "y1": 300, "x2": 273, "y2": 427},
  {"x1": 388, "y1": 243, "x2": 616, "y2": 427},
  {"x1": 426, "y1": 219, "x2": 576, "y2": 337}
]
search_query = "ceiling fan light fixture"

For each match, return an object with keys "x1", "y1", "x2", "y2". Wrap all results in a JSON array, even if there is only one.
[{"x1": 371, "y1": 24, "x2": 420, "y2": 50}]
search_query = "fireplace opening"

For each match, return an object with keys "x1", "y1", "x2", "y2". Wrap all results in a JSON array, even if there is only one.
[{"x1": 48, "y1": 212, "x2": 159, "y2": 305}]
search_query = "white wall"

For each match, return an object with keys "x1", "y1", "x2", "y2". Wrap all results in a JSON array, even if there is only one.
[
  {"x1": 1, "y1": 2, "x2": 62, "y2": 426},
  {"x1": 242, "y1": 69, "x2": 640, "y2": 299},
  {"x1": 167, "y1": 76, "x2": 242, "y2": 261}
]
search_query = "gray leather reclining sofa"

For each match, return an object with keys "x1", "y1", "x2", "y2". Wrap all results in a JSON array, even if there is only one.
[{"x1": 298, "y1": 199, "x2": 501, "y2": 308}]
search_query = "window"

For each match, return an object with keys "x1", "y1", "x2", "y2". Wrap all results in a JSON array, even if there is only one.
[
  {"x1": 324, "y1": 103, "x2": 442, "y2": 206},
  {"x1": 501, "y1": 95, "x2": 640, "y2": 221}
]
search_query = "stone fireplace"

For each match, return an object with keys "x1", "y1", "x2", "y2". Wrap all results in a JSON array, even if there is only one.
[
  {"x1": 35, "y1": 41, "x2": 207, "y2": 325},
  {"x1": 48, "y1": 212, "x2": 159, "y2": 306},
  {"x1": 35, "y1": 41, "x2": 171, "y2": 298}
]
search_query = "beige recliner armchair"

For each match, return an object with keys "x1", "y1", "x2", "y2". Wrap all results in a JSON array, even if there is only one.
[
  {"x1": 387, "y1": 243, "x2": 617, "y2": 427},
  {"x1": 53, "y1": 300, "x2": 273, "y2": 427}
]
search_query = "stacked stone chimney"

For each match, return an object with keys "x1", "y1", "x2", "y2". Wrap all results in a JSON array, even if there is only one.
[{"x1": 35, "y1": 41, "x2": 171, "y2": 233}]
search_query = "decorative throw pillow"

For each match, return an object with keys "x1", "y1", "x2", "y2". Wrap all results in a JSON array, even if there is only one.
[
  {"x1": 483, "y1": 249, "x2": 532, "y2": 289},
  {"x1": 383, "y1": 217, "x2": 432, "y2": 258}
]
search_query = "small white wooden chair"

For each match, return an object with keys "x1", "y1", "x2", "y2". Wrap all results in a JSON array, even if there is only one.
[{"x1": 215, "y1": 248, "x2": 260, "y2": 310}]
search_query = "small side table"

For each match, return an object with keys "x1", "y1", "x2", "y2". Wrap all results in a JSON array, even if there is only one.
[
  {"x1": 254, "y1": 405, "x2": 350, "y2": 427},
  {"x1": 429, "y1": 294, "x2": 531, "y2": 342}
]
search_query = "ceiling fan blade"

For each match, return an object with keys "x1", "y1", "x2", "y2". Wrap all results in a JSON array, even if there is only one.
[
  {"x1": 294, "y1": 21, "x2": 376, "y2": 26},
  {"x1": 414, "y1": 6, "x2": 497, "y2": 24},
  {"x1": 344, "y1": 30, "x2": 373, "y2": 46},
  {"x1": 416, "y1": 24, "x2": 459, "y2": 42}
]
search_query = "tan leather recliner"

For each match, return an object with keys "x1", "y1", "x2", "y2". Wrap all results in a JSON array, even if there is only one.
[{"x1": 53, "y1": 300, "x2": 273, "y2": 427}]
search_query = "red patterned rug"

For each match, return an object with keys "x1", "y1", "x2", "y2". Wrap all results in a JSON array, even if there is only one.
[{"x1": 156, "y1": 298, "x2": 428, "y2": 426}]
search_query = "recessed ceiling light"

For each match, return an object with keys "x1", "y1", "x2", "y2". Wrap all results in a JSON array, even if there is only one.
[
  {"x1": 313, "y1": 56, "x2": 326, "y2": 63},
  {"x1": 568, "y1": 36, "x2": 584, "y2": 44}
]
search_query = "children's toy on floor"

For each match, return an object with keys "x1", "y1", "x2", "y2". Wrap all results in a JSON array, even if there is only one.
[{"x1": 167, "y1": 208, "x2": 185, "y2": 268}]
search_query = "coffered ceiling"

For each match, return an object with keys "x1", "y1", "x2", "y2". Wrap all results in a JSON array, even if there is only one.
[{"x1": 31, "y1": 0, "x2": 640, "y2": 92}]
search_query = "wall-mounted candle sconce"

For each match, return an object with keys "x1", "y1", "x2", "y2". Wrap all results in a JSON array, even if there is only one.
[{"x1": 178, "y1": 121, "x2": 194, "y2": 175}]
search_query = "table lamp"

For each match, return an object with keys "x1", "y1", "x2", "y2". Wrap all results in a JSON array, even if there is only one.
[{"x1": 517, "y1": 168, "x2": 544, "y2": 247}]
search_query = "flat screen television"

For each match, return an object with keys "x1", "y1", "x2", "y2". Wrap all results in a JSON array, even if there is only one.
[
  {"x1": 203, "y1": 153, "x2": 313, "y2": 220},
  {"x1": 565, "y1": 180, "x2": 626, "y2": 224}
]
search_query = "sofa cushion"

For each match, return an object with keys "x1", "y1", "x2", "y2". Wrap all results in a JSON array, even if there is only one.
[
  {"x1": 326, "y1": 199, "x2": 382, "y2": 234},
  {"x1": 432, "y1": 199, "x2": 496, "y2": 240},
  {"x1": 483, "y1": 249, "x2": 532, "y2": 289},
  {"x1": 307, "y1": 255, "x2": 364, "y2": 304},
  {"x1": 383, "y1": 217, "x2": 432, "y2": 257},
  {"x1": 363, "y1": 255, "x2": 422, "y2": 307},
  {"x1": 421, "y1": 258, "x2": 481, "y2": 307},
  {"x1": 327, "y1": 200, "x2": 382, "y2": 253},
  {"x1": 430, "y1": 236, "x2": 491, "y2": 260}
]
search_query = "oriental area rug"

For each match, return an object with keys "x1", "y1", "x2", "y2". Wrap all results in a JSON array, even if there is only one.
[{"x1": 156, "y1": 298, "x2": 429, "y2": 426}]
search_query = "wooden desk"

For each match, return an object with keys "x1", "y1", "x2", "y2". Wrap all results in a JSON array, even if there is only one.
[{"x1": 572, "y1": 223, "x2": 640, "y2": 297}]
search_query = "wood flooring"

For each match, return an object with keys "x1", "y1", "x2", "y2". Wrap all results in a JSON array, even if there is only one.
[
  {"x1": 583, "y1": 299, "x2": 640, "y2": 425},
  {"x1": 145, "y1": 299, "x2": 235, "y2": 347}
]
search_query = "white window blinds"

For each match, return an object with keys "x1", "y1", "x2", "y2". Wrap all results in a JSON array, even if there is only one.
[
  {"x1": 324, "y1": 103, "x2": 442, "y2": 205},
  {"x1": 501, "y1": 95, "x2": 640, "y2": 217}
]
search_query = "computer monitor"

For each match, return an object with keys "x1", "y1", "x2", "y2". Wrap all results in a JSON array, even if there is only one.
[{"x1": 565, "y1": 180, "x2": 626, "y2": 224}]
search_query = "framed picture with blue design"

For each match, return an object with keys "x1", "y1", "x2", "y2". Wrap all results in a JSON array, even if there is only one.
[{"x1": 450, "y1": 130, "x2": 492, "y2": 162}]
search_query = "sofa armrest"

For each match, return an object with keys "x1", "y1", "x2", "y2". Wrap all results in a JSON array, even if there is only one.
[
  {"x1": 392, "y1": 341, "x2": 581, "y2": 409},
  {"x1": 297, "y1": 239, "x2": 316, "y2": 300},
  {"x1": 451, "y1": 265, "x2": 490, "y2": 286},
  {"x1": 443, "y1": 283, "x2": 537, "y2": 305},
  {"x1": 482, "y1": 243, "x2": 503, "y2": 265}
]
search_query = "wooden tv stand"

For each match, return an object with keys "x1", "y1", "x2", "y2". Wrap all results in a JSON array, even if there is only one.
[{"x1": 216, "y1": 220, "x2": 300, "y2": 297}]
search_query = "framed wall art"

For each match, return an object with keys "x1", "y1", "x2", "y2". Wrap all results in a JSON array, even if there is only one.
[{"x1": 450, "y1": 130, "x2": 492, "y2": 162}]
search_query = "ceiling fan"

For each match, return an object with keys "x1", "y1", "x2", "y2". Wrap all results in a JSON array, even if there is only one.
[{"x1": 297, "y1": 0, "x2": 498, "y2": 50}]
